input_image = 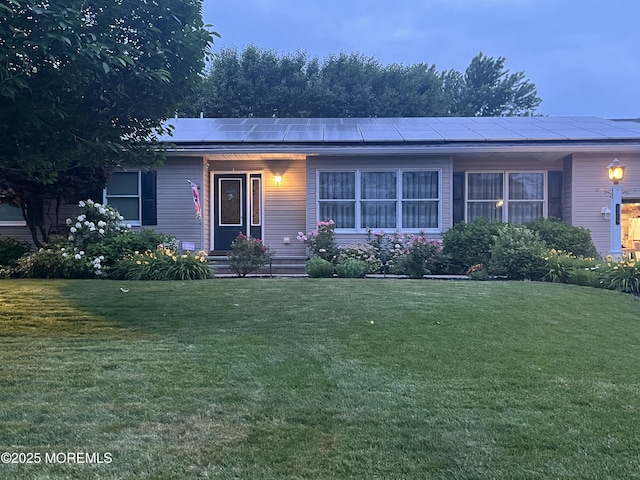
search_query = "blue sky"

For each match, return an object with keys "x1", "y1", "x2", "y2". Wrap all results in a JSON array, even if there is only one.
[{"x1": 201, "y1": 0, "x2": 639, "y2": 119}]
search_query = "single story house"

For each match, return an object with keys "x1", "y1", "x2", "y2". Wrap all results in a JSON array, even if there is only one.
[{"x1": 2, "y1": 116, "x2": 640, "y2": 267}]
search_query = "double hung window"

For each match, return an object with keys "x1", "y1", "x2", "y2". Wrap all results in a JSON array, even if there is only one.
[
  {"x1": 318, "y1": 169, "x2": 440, "y2": 231},
  {"x1": 105, "y1": 171, "x2": 141, "y2": 225},
  {"x1": 466, "y1": 172, "x2": 545, "y2": 223}
]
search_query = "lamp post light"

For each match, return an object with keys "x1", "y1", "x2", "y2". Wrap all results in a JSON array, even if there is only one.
[{"x1": 607, "y1": 158, "x2": 626, "y2": 259}]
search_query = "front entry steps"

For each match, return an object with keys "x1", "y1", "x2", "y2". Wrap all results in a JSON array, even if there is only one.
[{"x1": 207, "y1": 255, "x2": 308, "y2": 276}]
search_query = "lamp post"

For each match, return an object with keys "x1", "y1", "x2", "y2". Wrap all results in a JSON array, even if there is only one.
[{"x1": 607, "y1": 158, "x2": 626, "y2": 259}]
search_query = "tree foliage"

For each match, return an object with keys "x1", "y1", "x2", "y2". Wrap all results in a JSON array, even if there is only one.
[
  {"x1": 0, "y1": 0, "x2": 216, "y2": 245},
  {"x1": 181, "y1": 46, "x2": 541, "y2": 118}
]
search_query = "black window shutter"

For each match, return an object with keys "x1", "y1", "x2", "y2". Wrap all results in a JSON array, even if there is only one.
[
  {"x1": 547, "y1": 171, "x2": 563, "y2": 220},
  {"x1": 453, "y1": 172, "x2": 465, "y2": 224},
  {"x1": 141, "y1": 172, "x2": 157, "y2": 225}
]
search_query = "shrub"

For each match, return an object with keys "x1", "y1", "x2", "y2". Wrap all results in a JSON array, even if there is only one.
[
  {"x1": 335, "y1": 258, "x2": 369, "y2": 278},
  {"x1": 305, "y1": 257, "x2": 334, "y2": 278},
  {"x1": 540, "y1": 249, "x2": 576, "y2": 283},
  {"x1": 540, "y1": 249, "x2": 602, "y2": 284},
  {"x1": 466, "y1": 263, "x2": 490, "y2": 281},
  {"x1": 90, "y1": 229, "x2": 177, "y2": 267},
  {"x1": 338, "y1": 243, "x2": 381, "y2": 273},
  {"x1": 489, "y1": 224, "x2": 547, "y2": 280},
  {"x1": 526, "y1": 217, "x2": 598, "y2": 258},
  {"x1": 442, "y1": 218, "x2": 504, "y2": 274},
  {"x1": 0, "y1": 236, "x2": 30, "y2": 266},
  {"x1": 390, "y1": 235, "x2": 442, "y2": 279},
  {"x1": 297, "y1": 220, "x2": 339, "y2": 263},
  {"x1": 228, "y1": 233, "x2": 274, "y2": 277},
  {"x1": 109, "y1": 247, "x2": 212, "y2": 280},
  {"x1": 571, "y1": 266, "x2": 602, "y2": 288},
  {"x1": 66, "y1": 199, "x2": 130, "y2": 247},
  {"x1": 598, "y1": 259, "x2": 640, "y2": 294},
  {"x1": 16, "y1": 237, "x2": 104, "y2": 279},
  {"x1": 366, "y1": 230, "x2": 406, "y2": 274}
]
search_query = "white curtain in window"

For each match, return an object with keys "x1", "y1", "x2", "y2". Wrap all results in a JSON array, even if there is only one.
[
  {"x1": 361, "y1": 172, "x2": 397, "y2": 228},
  {"x1": 468, "y1": 173, "x2": 503, "y2": 200},
  {"x1": 319, "y1": 172, "x2": 356, "y2": 227},
  {"x1": 508, "y1": 173, "x2": 544, "y2": 223},
  {"x1": 508, "y1": 202, "x2": 544, "y2": 223},
  {"x1": 402, "y1": 172, "x2": 439, "y2": 228},
  {"x1": 319, "y1": 202, "x2": 355, "y2": 228},
  {"x1": 319, "y1": 172, "x2": 355, "y2": 199},
  {"x1": 403, "y1": 171, "x2": 438, "y2": 199},
  {"x1": 362, "y1": 201, "x2": 396, "y2": 228},
  {"x1": 403, "y1": 202, "x2": 438, "y2": 228},
  {"x1": 509, "y1": 173, "x2": 544, "y2": 200}
]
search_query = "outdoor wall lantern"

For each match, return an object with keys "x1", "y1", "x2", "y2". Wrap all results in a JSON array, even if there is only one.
[
  {"x1": 601, "y1": 207, "x2": 611, "y2": 220},
  {"x1": 607, "y1": 158, "x2": 626, "y2": 184},
  {"x1": 274, "y1": 174, "x2": 283, "y2": 186},
  {"x1": 607, "y1": 158, "x2": 626, "y2": 258}
]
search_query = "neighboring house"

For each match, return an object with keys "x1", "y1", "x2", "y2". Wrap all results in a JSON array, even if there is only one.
[{"x1": 2, "y1": 116, "x2": 640, "y2": 264}]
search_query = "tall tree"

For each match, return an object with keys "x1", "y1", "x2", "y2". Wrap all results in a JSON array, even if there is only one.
[
  {"x1": 0, "y1": 0, "x2": 216, "y2": 245},
  {"x1": 182, "y1": 47, "x2": 541, "y2": 119},
  {"x1": 452, "y1": 53, "x2": 541, "y2": 116}
]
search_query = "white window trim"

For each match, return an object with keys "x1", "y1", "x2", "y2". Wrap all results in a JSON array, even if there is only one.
[
  {"x1": 104, "y1": 170, "x2": 142, "y2": 227},
  {"x1": 316, "y1": 168, "x2": 442, "y2": 233},
  {"x1": 465, "y1": 170, "x2": 547, "y2": 223}
]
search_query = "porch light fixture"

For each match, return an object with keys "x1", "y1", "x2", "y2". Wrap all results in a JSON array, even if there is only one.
[
  {"x1": 607, "y1": 158, "x2": 626, "y2": 184},
  {"x1": 274, "y1": 174, "x2": 283, "y2": 186},
  {"x1": 607, "y1": 158, "x2": 626, "y2": 258}
]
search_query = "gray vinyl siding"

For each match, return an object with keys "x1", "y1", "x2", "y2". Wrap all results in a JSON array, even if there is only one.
[
  {"x1": 207, "y1": 158, "x2": 307, "y2": 258},
  {"x1": 306, "y1": 155, "x2": 452, "y2": 246},
  {"x1": 155, "y1": 156, "x2": 206, "y2": 251},
  {"x1": 0, "y1": 224, "x2": 32, "y2": 244},
  {"x1": 571, "y1": 152, "x2": 640, "y2": 256},
  {"x1": 0, "y1": 202, "x2": 86, "y2": 245}
]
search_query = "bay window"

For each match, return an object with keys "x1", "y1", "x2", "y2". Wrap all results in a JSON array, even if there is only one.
[
  {"x1": 318, "y1": 169, "x2": 440, "y2": 231},
  {"x1": 466, "y1": 171, "x2": 545, "y2": 223}
]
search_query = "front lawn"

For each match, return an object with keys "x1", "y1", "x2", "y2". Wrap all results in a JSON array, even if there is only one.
[{"x1": 1, "y1": 279, "x2": 639, "y2": 479}]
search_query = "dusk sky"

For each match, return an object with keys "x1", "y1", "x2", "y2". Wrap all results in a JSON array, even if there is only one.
[{"x1": 201, "y1": 0, "x2": 639, "y2": 119}]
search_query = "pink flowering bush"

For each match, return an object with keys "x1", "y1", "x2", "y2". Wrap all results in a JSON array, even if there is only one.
[
  {"x1": 297, "y1": 220, "x2": 339, "y2": 263},
  {"x1": 228, "y1": 232, "x2": 274, "y2": 277},
  {"x1": 389, "y1": 234, "x2": 443, "y2": 279}
]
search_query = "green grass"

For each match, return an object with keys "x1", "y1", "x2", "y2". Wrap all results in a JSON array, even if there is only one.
[{"x1": 1, "y1": 279, "x2": 640, "y2": 479}]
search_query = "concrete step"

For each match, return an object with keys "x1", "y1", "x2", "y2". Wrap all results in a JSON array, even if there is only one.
[{"x1": 207, "y1": 255, "x2": 307, "y2": 276}]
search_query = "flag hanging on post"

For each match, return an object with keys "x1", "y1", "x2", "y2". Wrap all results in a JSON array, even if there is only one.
[{"x1": 187, "y1": 180, "x2": 202, "y2": 219}]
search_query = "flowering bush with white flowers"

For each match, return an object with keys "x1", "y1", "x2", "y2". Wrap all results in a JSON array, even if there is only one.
[
  {"x1": 16, "y1": 199, "x2": 185, "y2": 279},
  {"x1": 67, "y1": 199, "x2": 130, "y2": 247},
  {"x1": 17, "y1": 238, "x2": 104, "y2": 279}
]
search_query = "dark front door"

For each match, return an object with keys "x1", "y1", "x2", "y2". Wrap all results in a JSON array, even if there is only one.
[{"x1": 213, "y1": 173, "x2": 262, "y2": 252}]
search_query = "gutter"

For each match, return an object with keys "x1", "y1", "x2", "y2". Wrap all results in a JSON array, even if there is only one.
[{"x1": 162, "y1": 140, "x2": 640, "y2": 157}]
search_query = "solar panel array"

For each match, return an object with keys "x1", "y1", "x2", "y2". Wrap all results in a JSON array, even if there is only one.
[{"x1": 161, "y1": 116, "x2": 640, "y2": 144}]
